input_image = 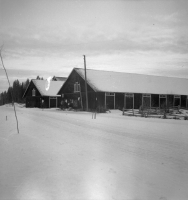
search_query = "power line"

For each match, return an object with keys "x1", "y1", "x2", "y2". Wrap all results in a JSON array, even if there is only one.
[{"x1": 0, "y1": 46, "x2": 20, "y2": 134}]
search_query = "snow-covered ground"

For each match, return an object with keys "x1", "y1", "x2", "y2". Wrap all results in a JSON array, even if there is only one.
[{"x1": 1, "y1": 105, "x2": 188, "y2": 200}]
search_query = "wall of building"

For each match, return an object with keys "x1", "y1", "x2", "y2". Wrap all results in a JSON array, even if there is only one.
[
  {"x1": 59, "y1": 70, "x2": 188, "y2": 111},
  {"x1": 26, "y1": 96, "x2": 50, "y2": 108},
  {"x1": 25, "y1": 81, "x2": 41, "y2": 108}
]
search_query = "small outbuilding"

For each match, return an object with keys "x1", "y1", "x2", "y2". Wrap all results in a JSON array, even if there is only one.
[
  {"x1": 23, "y1": 79, "x2": 64, "y2": 108},
  {"x1": 58, "y1": 68, "x2": 188, "y2": 111}
]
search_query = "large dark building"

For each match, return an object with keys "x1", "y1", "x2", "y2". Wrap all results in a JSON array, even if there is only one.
[{"x1": 58, "y1": 68, "x2": 188, "y2": 111}]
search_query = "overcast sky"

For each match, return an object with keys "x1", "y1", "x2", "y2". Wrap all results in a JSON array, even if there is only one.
[{"x1": 0, "y1": 0, "x2": 188, "y2": 92}]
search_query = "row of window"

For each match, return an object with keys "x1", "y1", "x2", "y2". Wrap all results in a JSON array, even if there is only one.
[
  {"x1": 125, "y1": 93, "x2": 182, "y2": 99},
  {"x1": 73, "y1": 85, "x2": 185, "y2": 99},
  {"x1": 106, "y1": 93, "x2": 182, "y2": 98}
]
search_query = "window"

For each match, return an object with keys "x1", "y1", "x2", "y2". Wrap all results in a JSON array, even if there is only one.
[
  {"x1": 106, "y1": 92, "x2": 115, "y2": 96},
  {"x1": 32, "y1": 89, "x2": 36, "y2": 96},
  {"x1": 143, "y1": 94, "x2": 151, "y2": 98},
  {"x1": 125, "y1": 93, "x2": 134, "y2": 97},
  {"x1": 159, "y1": 95, "x2": 167, "y2": 98},
  {"x1": 174, "y1": 95, "x2": 180, "y2": 98},
  {"x1": 74, "y1": 82, "x2": 80, "y2": 93}
]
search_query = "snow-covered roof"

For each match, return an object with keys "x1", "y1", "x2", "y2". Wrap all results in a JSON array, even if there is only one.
[
  {"x1": 75, "y1": 68, "x2": 188, "y2": 95},
  {"x1": 32, "y1": 80, "x2": 64, "y2": 96},
  {"x1": 23, "y1": 79, "x2": 65, "y2": 97}
]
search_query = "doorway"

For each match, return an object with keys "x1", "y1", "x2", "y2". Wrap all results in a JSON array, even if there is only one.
[
  {"x1": 105, "y1": 93, "x2": 115, "y2": 109},
  {"x1": 159, "y1": 95, "x2": 167, "y2": 108},
  {"x1": 49, "y1": 97, "x2": 57, "y2": 108},
  {"x1": 173, "y1": 95, "x2": 181, "y2": 107},
  {"x1": 124, "y1": 93, "x2": 134, "y2": 109},
  {"x1": 142, "y1": 94, "x2": 151, "y2": 108}
]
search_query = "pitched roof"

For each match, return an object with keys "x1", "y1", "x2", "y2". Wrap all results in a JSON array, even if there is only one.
[
  {"x1": 23, "y1": 79, "x2": 64, "y2": 97},
  {"x1": 52, "y1": 76, "x2": 67, "y2": 81},
  {"x1": 75, "y1": 68, "x2": 188, "y2": 95}
]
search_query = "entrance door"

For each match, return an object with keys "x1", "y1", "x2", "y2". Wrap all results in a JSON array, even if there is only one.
[
  {"x1": 142, "y1": 94, "x2": 151, "y2": 108},
  {"x1": 174, "y1": 95, "x2": 181, "y2": 107},
  {"x1": 105, "y1": 93, "x2": 115, "y2": 109},
  {"x1": 125, "y1": 93, "x2": 134, "y2": 109},
  {"x1": 50, "y1": 97, "x2": 57, "y2": 108},
  {"x1": 159, "y1": 95, "x2": 167, "y2": 108}
]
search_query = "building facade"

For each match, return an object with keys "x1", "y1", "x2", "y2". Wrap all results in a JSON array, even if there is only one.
[
  {"x1": 23, "y1": 79, "x2": 64, "y2": 108},
  {"x1": 58, "y1": 68, "x2": 188, "y2": 111}
]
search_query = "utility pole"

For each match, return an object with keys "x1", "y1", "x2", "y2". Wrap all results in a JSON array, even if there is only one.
[{"x1": 83, "y1": 55, "x2": 88, "y2": 111}]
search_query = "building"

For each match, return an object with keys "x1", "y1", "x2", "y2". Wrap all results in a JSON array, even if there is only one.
[
  {"x1": 58, "y1": 68, "x2": 188, "y2": 111},
  {"x1": 23, "y1": 79, "x2": 64, "y2": 108}
]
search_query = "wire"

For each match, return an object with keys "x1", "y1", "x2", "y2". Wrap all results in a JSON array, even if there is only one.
[{"x1": 0, "y1": 46, "x2": 20, "y2": 134}]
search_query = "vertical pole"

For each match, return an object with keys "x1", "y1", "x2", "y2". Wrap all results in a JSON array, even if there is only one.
[
  {"x1": 105, "y1": 93, "x2": 106, "y2": 109},
  {"x1": 83, "y1": 55, "x2": 88, "y2": 111},
  {"x1": 95, "y1": 93, "x2": 97, "y2": 119},
  {"x1": 124, "y1": 94, "x2": 126, "y2": 109},
  {"x1": 173, "y1": 95, "x2": 175, "y2": 108},
  {"x1": 114, "y1": 93, "x2": 115, "y2": 109},
  {"x1": 123, "y1": 94, "x2": 125, "y2": 115}
]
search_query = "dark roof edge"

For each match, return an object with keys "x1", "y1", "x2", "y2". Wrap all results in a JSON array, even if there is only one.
[
  {"x1": 22, "y1": 79, "x2": 43, "y2": 98},
  {"x1": 22, "y1": 80, "x2": 34, "y2": 98},
  {"x1": 57, "y1": 68, "x2": 75, "y2": 95}
]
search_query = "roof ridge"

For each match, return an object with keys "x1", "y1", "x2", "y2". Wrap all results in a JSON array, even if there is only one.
[{"x1": 75, "y1": 67, "x2": 188, "y2": 80}]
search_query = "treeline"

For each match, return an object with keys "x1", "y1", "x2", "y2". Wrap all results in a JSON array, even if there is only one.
[{"x1": 0, "y1": 79, "x2": 30, "y2": 106}]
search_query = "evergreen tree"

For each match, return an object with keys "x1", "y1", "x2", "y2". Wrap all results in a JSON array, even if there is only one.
[
  {"x1": 3, "y1": 91, "x2": 7, "y2": 104},
  {"x1": 0, "y1": 92, "x2": 4, "y2": 105},
  {"x1": 24, "y1": 79, "x2": 30, "y2": 89},
  {"x1": 0, "y1": 78, "x2": 30, "y2": 105},
  {"x1": 7, "y1": 87, "x2": 12, "y2": 103},
  {"x1": 36, "y1": 76, "x2": 43, "y2": 80},
  {"x1": 12, "y1": 80, "x2": 19, "y2": 102}
]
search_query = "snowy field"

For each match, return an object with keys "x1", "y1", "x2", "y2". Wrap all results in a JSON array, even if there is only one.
[{"x1": 1, "y1": 105, "x2": 188, "y2": 200}]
